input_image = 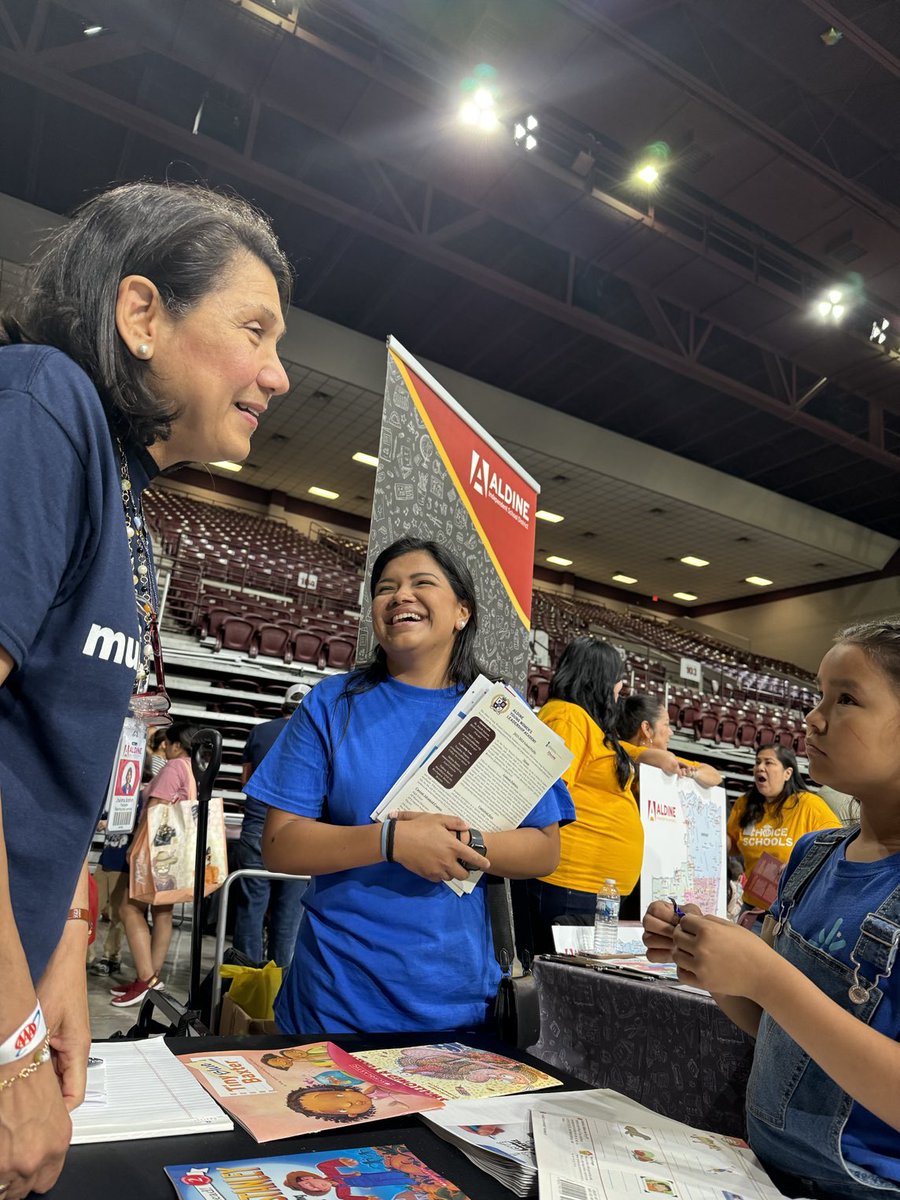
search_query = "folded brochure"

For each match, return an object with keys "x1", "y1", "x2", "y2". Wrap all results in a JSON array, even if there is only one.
[
  {"x1": 178, "y1": 1041, "x2": 561, "y2": 1143},
  {"x1": 165, "y1": 1143, "x2": 470, "y2": 1199}
]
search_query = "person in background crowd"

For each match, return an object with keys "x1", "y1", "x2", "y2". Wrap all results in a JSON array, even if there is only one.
[
  {"x1": 525, "y1": 638, "x2": 693, "y2": 954},
  {"x1": 232, "y1": 682, "x2": 312, "y2": 966},
  {"x1": 643, "y1": 618, "x2": 900, "y2": 1198},
  {"x1": 727, "y1": 745, "x2": 837, "y2": 921},
  {"x1": 248, "y1": 536, "x2": 575, "y2": 1034},
  {"x1": 111, "y1": 723, "x2": 200, "y2": 1007},
  {"x1": 0, "y1": 179, "x2": 290, "y2": 1196},
  {"x1": 616, "y1": 695, "x2": 723, "y2": 789}
]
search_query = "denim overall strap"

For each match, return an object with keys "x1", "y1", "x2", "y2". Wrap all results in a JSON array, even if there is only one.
[
  {"x1": 851, "y1": 880, "x2": 900, "y2": 990},
  {"x1": 747, "y1": 830, "x2": 900, "y2": 1198}
]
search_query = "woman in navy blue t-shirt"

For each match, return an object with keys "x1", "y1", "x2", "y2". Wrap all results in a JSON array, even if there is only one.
[{"x1": 249, "y1": 536, "x2": 575, "y2": 1034}]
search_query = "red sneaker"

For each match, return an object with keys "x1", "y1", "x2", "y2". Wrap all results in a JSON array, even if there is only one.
[
  {"x1": 110, "y1": 975, "x2": 160, "y2": 1007},
  {"x1": 110, "y1": 976, "x2": 163, "y2": 997}
]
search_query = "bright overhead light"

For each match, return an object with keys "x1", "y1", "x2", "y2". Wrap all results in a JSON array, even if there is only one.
[
  {"x1": 547, "y1": 555, "x2": 573, "y2": 567},
  {"x1": 633, "y1": 140, "x2": 670, "y2": 187},
  {"x1": 635, "y1": 164, "x2": 659, "y2": 185},
  {"x1": 535, "y1": 509, "x2": 564, "y2": 523},
  {"x1": 815, "y1": 287, "x2": 847, "y2": 322},
  {"x1": 210, "y1": 460, "x2": 242, "y2": 472},
  {"x1": 745, "y1": 575, "x2": 773, "y2": 587},
  {"x1": 514, "y1": 114, "x2": 539, "y2": 152},
  {"x1": 612, "y1": 573, "x2": 638, "y2": 585},
  {"x1": 308, "y1": 485, "x2": 339, "y2": 500},
  {"x1": 352, "y1": 451, "x2": 379, "y2": 467},
  {"x1": 83, "y1": 24, "x2": 104, "y2": 36},
  {"x1": 820, "y1": 26, "x2": 843, "y2": 46},
  {"x1": 459, "y1": 74, "x2": 500, "y2": 133},
  {"x1": 680, "y1": 555, "x2": 709, "y2": 567},
  {"x1": 871, "y1": 319, "x2": 889, "y2": 344},
  {"x1": 673, "y1": 591, "x2": 698, "y2": 601}
]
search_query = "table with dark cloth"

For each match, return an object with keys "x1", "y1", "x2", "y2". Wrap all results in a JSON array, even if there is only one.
[
  {"x1": 48, "y1": 1030, "x2": 585, "y2": 1200},
  {"x1": 529, "y1": 956, "x2": 756, "y2": 1138}
]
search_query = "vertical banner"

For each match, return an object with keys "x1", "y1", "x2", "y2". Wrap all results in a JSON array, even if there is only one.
[
  {"x1": 360, "y1": 337, "x2": 540, "y2": 689},
  {"x1": 638, "y1": 764, "x2": 727, "y2": 918}
]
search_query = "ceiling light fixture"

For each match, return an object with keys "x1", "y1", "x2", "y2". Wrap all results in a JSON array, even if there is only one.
[
  {"x1": 673, "y1": 591, "x2": 698, "y2": 601},
  {"x1": 870, "y1": 318, "x2": 889, "y2": 345},
  {"x1": 82, "y1": 24, "x2": 104, "y2": 36},
  {"x1": 535, "y1": 509, "x2": 564, "y2": 523},
  {"x1": 547, "y1": 555, "x2": 573, "y2": 567},
  {"x1": 815, "y1": 287, "x2": 846, "y2": 322},
  {"x1": 352, "y1": 451, "x2": 379, "y2": 467},
  {"x1": 633, "y1": 140, "x2": 670, "y2": 187},
  {"x1": 309, "y1": 485, "x2": 339, "y2": 500},
  {"x1": 680, "y1": 555, "x2": 709, "y2": 567},
  {"x1": 459, "y1": 66, "x2": 500, "y2": 133},
  {"x1": 612, "y1": 573, "x2": 637, "y2": 585},
  {"x1": 513, "y1": 114, "x2": 539, "y2": 152},
  {"x1": 745, "y1": 575, "x2": 773, "y2": 587},
  {"x1": 210, "y1": 460, "x2": 242, "y2": 472},
  {"x1": 820, "y1": 26, "x2": 843, "y2": 46}
]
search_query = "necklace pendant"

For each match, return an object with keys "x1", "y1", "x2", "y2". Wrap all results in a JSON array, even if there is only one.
[{"x1": 848, "y1": 982, "x2": 869, "y2": 1004}]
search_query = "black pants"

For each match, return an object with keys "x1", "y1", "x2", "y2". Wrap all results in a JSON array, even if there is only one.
[{"x1": 522, "y1": 878, "x2": 642, "y2": 956}]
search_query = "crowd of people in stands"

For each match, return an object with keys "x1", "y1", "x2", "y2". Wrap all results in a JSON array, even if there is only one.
[{"x1": 0, "y1": 179, "x2": 897, "y2": 1200}]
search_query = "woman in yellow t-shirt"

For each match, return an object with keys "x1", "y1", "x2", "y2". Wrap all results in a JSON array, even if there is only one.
[
  {"x1": 727, "y1": 745, "x2": 837, "y2": 912},
  {"x1": 616, "y1": 695, "x2": 724, "y2": 790},
  {"x1": 526, "y1": 637, "x2": 691, "y2": 953}
]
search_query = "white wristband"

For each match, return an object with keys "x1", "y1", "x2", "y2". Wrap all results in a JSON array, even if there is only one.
[{"x1": 0, "y1": 1001, "x2": 47, "y2": 1066}]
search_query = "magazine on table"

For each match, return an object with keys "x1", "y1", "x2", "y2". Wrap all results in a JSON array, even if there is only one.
[
  {"x1": 178, "y1": 1040, "x2": 561, "y2": 1143},
  {"x1": 370, "y1": 673, "x2": 573, "y2": 895},
  {"x1": 164, "y1": 1143, "x2": 470, "y2": 1199},
  {"x1": 532, "y1": 1089, "x2": 791, "y2": 1200}
]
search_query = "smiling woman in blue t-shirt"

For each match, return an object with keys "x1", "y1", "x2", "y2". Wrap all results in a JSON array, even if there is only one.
[
  {"x1": 0, "y1": 182, "x2": 292, "y2": 1196},
  {"x1": 249, "y1": 536, "x2": 575, "y2": 1035}
]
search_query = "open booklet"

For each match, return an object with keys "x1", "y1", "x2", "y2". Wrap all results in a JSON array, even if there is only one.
[
  {"x1": 164, "y1": 1143, "x2": 471, "y2": 1200},
  {"x1": 532, "y1": 1090, "x2": 791, "y2": 1200},
  {"x1": 370, "y1": 674, "x2": 573, "y2": 895},
  {"x1": 178, "y1": 1041, "x2": 561, "y2": 1143}
]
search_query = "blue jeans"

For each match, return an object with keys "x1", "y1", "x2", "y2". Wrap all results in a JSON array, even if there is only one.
[
  {"x1": 524, "y1": 878, "x2": 596, "y2": 955},
  {"x1": 232, "y1": 801, "x2": 307, "y2": 966}
]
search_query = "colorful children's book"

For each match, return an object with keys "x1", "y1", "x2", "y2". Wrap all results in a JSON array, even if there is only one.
[
  {"x1": 164, "y1": 1143, "x2": 471, "y2": 1199},
  {"x1": 353, "y1": 1043, "x2": 561, "y2": 1102},
  {"x1": 177, "y1": 1042, "x2": 562, "y2": 1142},
  {"x1": 177, "y1": 1041, "x2": 442, "y2": 1143}
]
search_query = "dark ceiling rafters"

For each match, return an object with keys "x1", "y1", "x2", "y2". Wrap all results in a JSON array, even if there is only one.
[{"x1": 9, "y1": 0, "x2": 900, "y2": 478}]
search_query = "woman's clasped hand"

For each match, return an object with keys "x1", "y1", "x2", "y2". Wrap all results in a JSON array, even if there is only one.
[{"x1": 388, "y1": 812, "x2": 490, "y2": 883}]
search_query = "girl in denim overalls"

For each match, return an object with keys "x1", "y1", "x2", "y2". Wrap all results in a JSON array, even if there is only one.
[{"x1": 644, "y1": 617, "x2": 900, "y2": 1199}]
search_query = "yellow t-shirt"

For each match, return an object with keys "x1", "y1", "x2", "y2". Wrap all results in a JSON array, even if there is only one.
[
  {"x1": 727, "y1": 790, "x2": 838, "y2": 907},
  {"x1": 537, "y1": 698, "x2": 643, "y2": 896}
]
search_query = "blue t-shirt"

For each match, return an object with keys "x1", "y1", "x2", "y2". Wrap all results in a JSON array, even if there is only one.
[
  {"x1": 773, "y1": 831, "x2": 900, "y2": 1183},
  {"x1": 246, "y1": 671, "x2": 575, "y2": 1034},
  {"x1": 242, "y1": 716, "x2": 289, "y2": 774},
  {"x1": 0, "y1": 345, "x2": 157, "y2": 979}
]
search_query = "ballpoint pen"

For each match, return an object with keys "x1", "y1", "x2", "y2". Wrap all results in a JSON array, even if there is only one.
[{"x1": 669, "y1": 896, "x2": 686, "y2": 920}]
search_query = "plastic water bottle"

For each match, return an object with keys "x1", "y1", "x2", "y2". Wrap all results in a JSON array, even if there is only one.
[{"x1": 593, "y1": 878, "x2": 620, "y2": 954}]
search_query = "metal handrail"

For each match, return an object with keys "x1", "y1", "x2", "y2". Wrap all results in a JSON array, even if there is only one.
[{"x1": 210, "y1": 867, "x2": 310, "y2": 1032}]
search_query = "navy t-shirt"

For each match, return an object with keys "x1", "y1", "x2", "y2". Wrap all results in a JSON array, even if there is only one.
[
  {"x1": 247, "y1": 672, "x2": 576, "y2": 1034},
  {"x1": 0, "y1": 345, "x2": 157, "y2": 979},
  {"x1": 242, "y1": 716, "x2": 289, "y2": 776}
]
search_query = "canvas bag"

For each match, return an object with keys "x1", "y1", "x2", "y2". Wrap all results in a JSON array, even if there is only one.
[{"x1": 130, "y1": 764, "x2": 227, "y2": 905}]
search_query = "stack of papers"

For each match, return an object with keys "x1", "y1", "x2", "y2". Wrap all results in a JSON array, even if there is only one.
[
  {"x1": 71, "y1": 1038, "x2": 234, "y2": 1143},
  {"x1": 370, "y1": 674, "x2": 573, "y2": 895}
]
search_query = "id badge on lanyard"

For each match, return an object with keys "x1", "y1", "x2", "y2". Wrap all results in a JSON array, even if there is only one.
[
  {"x1": 129, "y1": 616, "x2": 172, "y2": 729},
  {"x1": 104, "y1": 717, "x2": 147, "y2": 834}
]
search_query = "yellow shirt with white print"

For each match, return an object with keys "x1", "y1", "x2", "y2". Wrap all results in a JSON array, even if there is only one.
[{"x1": 727, "y1": 789, "x2": 838, "y2": 907}]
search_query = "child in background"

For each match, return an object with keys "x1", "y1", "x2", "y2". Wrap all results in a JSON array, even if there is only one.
[{"x1": 643, "y1": 617, "x2": 900, "y2": 1199}]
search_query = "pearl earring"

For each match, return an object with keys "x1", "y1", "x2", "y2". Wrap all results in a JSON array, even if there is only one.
[
  {"x1": 457, "y1": 621, "x2": 467, "y2": 630},
  {"x1": 136, "y1": 342, "x2": 152, "y2": 359}
]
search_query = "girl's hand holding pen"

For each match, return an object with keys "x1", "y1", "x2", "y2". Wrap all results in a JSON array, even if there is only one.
[{"x1": 642, "y1": 899, "x2": 702, "y2": 961}]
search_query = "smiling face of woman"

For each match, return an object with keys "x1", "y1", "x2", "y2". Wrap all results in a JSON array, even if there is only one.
[
  {"x1": 371, "y1": 549, "x2": 470, "y2": 682},
  {"x1": 120, "y1": 252, "x2": 290, "y2": 469}
]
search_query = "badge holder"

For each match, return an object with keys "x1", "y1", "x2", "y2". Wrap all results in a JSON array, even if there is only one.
[{"x1": 129, "y1": 617, "x2": 172, "y2": 730}]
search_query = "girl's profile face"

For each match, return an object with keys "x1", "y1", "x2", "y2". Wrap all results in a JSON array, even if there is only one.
[{"x1": 806, "y1": 642, "x2": 900, "y2": 800}]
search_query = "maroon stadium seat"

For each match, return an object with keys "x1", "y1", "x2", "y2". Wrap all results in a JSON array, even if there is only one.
[{"x1": 214, "y1": 617, "x2": 254, "y2": 655}]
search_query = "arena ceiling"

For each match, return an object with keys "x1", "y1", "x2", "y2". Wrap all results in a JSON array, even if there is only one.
[{"x1": 2, "y1": 0, "x2": 900, "y2": 608}]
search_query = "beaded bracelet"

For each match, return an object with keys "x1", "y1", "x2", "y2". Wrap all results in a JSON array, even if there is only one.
[{"x1": 0, "y1": 1036, "x2": 51, "y2": 1093}]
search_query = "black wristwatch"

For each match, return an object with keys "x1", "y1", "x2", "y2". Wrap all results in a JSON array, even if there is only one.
[{"x1": 458, "y1": 827, "x2": 487, "y2": 869}]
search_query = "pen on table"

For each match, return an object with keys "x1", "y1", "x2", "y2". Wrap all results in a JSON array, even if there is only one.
[{"x1": 669, "y1": 896, "x2": 686, "y2": 920}]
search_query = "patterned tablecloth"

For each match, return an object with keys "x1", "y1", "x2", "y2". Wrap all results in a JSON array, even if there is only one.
[{"x1": 528, "y1": 957, "x2": 756, "y2": 1138}]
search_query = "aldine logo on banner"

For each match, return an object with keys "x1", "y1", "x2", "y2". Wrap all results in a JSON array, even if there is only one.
[{"x1": 469, "y1": 449, "x2": 532, "y2": 529}]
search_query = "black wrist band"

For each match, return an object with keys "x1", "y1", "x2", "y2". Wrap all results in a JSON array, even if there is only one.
[{"x1": 385, "y1": 817, "x2": 397, "y2": 863}]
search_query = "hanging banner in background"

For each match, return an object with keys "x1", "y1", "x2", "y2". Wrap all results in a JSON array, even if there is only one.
[
  {"x1": 359, "y1": 337, "x2": 540, "y2": 690},
  {"x1": 638, "y1": 764, "x2": 727, "y2": 919}
]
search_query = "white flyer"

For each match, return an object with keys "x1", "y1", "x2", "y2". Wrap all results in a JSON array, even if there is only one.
[{"x1": 371, "y1": 674, "x2": 573, "y2": 895}]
